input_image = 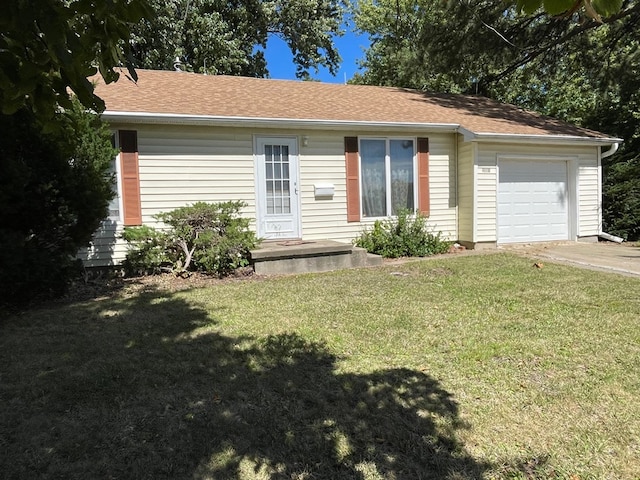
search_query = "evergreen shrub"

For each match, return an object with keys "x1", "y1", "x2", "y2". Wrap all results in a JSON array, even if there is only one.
[{"x1": 0, "y1": 103, "x2": 116, "y2": 306}]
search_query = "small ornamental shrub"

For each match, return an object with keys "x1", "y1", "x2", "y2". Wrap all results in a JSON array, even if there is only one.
[
  {"x1": 122, "y1": 201, "x2": 259, "y2": 277},
  {"x1": 354, "y1": 209, "x2": 450, "y2": 258}
]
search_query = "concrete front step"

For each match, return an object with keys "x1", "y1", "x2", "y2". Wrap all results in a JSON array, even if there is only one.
[{"x1": 250, "y1": 240, "x2": 382, "y2": 275}]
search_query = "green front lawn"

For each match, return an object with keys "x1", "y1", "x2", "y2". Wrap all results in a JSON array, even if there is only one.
[{"x1": 1, "y1": 254, "x2": 639, "y2": 479}]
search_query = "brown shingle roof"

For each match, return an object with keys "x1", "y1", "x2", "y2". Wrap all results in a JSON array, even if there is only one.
[{"x1": 94, "y1": 69, "x2": 610, "y2": 139}]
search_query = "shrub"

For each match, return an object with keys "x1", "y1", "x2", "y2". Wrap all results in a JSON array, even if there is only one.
[
  {"x1": 354, "y1": 209, "x2": 450, "y2": 258},
  {"x1": 602, "y1": 153, "x2": 640, "y2": 241},
  {"x1": 121, "y1": 225, "x2": 173, "y2": 276},
  {"x1": 122, "y1": 201, "x2": 260, "y2": 277},
  {"x1": 0, "y1": 103, "x2": 116, "y2": 306}
]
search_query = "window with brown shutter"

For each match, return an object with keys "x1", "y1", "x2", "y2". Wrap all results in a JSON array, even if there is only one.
[
  {"x1": 118, "y1": 130, "x2": 142, "y2": 226},
  {"x1": 417, "y1": 137, "x2": 430, "y2": 216},
  {"x1": 344, "y1": 137, "x2": 360, "y2": 222}
]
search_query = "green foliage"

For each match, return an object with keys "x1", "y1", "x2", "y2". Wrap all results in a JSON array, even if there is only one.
[
  {"x1": 121, "y1": 226, "x2": 174, "y2": 276},
  {"x1": 603, "y1": 154, "x2": 640, "y2": 240},
  {"x1": 354, "y1": 209, "x2": 450, "y2": 258},
  {"x1": 515, "y1": 0, "x2": 624, "y2": 18},
  {"x1": 0, "y1": 0, "x2": 152, "y2": 123},
  {"x1": 122, "y1": 201, "x2": 260, "y2": 277},
  {"x1": 0, "y1": 102, "x2": 117, "y2": 306},
  {"x1": 130, "y1": 0, "x2": 344, "y2": 79},
  {"x1": 352, "y1": 0, "x2": 640, "y2": 240}
]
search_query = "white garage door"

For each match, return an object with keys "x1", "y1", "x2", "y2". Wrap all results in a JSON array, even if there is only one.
[{"x1": 498, "y1": 160, "x2": 569, "y2": 243}]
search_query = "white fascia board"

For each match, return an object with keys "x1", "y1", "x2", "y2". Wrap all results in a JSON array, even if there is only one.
[
  {"x1": 459, "y1": 126, "x2": 622, "y2": 146},
  {"x1": 102, "y1": 111, "x2": 460, "y2": 133}
]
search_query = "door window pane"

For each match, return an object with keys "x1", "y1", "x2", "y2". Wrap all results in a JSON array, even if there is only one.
[{"x1": 264, "y1": 143, "x2": 292, "y2": 215}]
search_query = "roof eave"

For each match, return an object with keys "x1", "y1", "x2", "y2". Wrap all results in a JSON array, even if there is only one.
[
  {"x1": 101, "y1": 111, "x2": 461, "y2": 133},
  {"x1": 459, "y1": 127, "x2": 622, "y2": 146},
  {"x1": 102, "y1": 112, "x2": 622, "y2": 145}
]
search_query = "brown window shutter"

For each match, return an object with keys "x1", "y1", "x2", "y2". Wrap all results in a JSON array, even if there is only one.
[
  {"x1": 417, "y1": 137, "x2": 430, "y2": 216},
  {"x1": 344, "y1": 137, "x2": 360, "y2": 222},
  {"x1": 119, "y1": 130, "x2": 142, "y2": 226}
]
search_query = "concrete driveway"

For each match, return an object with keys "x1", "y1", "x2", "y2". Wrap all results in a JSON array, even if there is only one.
[{"x1": 502, "y1": 241, "x2": 640, "y2": 277}]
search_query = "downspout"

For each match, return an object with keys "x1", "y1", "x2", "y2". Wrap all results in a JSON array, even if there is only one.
[
  {"x1": 599, "y1": 141, "x2": 623, "y2": 242},
  {"x1": 601, "y1": 142, "x2": 619, "y2": 159},
  {"x1": 454, "y1": 133, "x2": 459, "y2": 243}
]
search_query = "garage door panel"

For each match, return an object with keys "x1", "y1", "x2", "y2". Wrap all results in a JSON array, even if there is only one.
[{"x1": 498, "y1": 160, "x2": 569, "y2": 243}]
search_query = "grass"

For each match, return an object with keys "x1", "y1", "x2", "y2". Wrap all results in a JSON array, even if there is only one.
[{"x1": 1, "y1": 253, "x2": 639, "y2": 479}]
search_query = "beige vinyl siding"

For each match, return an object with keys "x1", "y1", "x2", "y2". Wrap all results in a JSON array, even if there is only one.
[
  {"x1": 82, "y1": 125, "x2": 460, "y2": 266},
  {"x1": 243, "y1": 130, "x2": 459, "y2": 242},
  {"x1": 476, "y1": 153, "x2": 497, "y2": 242},
  {"x1": 298, "y1": 132, "x2": 352, "y2": 241},
  {"x1": 77, "y1": 221, "x2": 126, "y2": 267},
  {"x1": 476, "y1": 142, "x2": 600, "y2": 242},
  {"x1": 457, "y1": 136, "x2": 474, "y2": 243},
  {"x1": 82, "y1": 124, "x2": 258, "y2": 267},
  {"x1": 577, "y1": 153, "x2": 601, "y2": 236},
  {"x1": 296, "y1": 131, "x2": 458, "y2": 242},
  {"x1": 137, "y1": 125, "x2": 257, "y2": 222},
  {"x1": 427, "y1": 134, "x2": 457, "y2": 239}
]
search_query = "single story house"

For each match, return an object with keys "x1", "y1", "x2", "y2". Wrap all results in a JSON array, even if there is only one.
[{"x1": 80, "y1": 69, "x2": 621, "y2": 267}]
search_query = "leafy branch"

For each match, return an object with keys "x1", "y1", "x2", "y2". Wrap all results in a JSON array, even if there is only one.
[{"x1": 481, "y1": 1, "x2": 640, "y2": 90}]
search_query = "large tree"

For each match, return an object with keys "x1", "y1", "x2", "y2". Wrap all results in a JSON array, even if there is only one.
[
  {"x1": 1, "y1": 1, "x2": 152, "y2": 305},
  {"x1": 129, "y1": 0, "x2": 345, "y2": 78},
  {"x1": 0, "y1": 102, "x2": 117, "y2": 306},
  {"x1": 352, "y1": 0, "x2": 640, "y2": 240}
]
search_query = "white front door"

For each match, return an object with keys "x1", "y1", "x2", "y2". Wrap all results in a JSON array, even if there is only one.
[{"x1": 255, "y1": 137, "x2": 301, "y2": 239}]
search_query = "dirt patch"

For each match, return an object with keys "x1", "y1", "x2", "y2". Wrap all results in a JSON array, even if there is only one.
[{"x1": 61, "y1": 267, "x2": 260, "y2": 303}]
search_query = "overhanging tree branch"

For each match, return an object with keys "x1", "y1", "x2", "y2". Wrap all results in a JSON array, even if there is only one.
[{"x1": 482, "y1": 2, "x2": 640, "y2": 87}]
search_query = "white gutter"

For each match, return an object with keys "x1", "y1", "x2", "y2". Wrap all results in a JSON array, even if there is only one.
[
  {"x1": 459, "y1": 126, "x2": 622, "y2": 146},
  {"x1": 101, "y1": 111, "x2": 460, "y2": 133}
]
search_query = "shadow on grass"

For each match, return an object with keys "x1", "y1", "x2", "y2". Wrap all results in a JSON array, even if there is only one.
[{"x1": 1, "y1": 288, "x2": 486, "y2": 479}]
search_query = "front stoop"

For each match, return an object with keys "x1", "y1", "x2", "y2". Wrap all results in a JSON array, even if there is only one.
[{"x1": 250, "y1": 240, "x2": 383, "y2": 275}]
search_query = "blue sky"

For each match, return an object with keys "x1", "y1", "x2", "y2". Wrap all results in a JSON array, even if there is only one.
[{"x1": 264, "y1": 27, "x2": 370, "y2": 83}]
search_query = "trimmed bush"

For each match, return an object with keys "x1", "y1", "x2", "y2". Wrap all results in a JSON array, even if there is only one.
[
  {"x1": 121, "y1": 225, "x2": 173, "y2": 276},
  {"x1": 354, "y1": 209, "x2": 450, "y2": 258},
  {"x1": 122, "y1": 201, "x2": 259, "y2": 277}
]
